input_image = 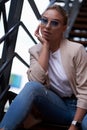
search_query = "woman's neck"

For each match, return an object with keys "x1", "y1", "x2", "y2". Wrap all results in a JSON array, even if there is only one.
[{"x1": 50, "y1": 39, "x2": 62, "y2": 53}]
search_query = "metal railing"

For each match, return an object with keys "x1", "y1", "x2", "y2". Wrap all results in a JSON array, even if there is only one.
[
  {"x1": 0, "y1": 52, "x2": 29, "y2": 101},
  {"x1": 0, "y1": 21, "x2": 37, "y2": 45},
  {"x1": 0, "y1": 21, "x2": 36, "y2": 102}
]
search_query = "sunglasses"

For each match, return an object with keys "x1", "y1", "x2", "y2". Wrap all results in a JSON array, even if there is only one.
[{"x1": 40, "y1": 17, "x2": 60, "y2": 27}]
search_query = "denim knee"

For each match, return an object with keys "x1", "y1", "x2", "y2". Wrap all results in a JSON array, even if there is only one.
[
  {"x1": 24, "y1": 81, "x2": 45, "y2": 97},
  {"x1": 82, "y1": 122, "x2": 87, "y2": 130},
  {"x1": 81, "y1": 115, "x2": 87, "y2": 130},
  {"x1": 25, "y1": 81, "x2": 43, "y2": 89}
]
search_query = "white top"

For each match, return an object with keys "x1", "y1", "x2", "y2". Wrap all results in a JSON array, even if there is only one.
[{"x1": 48, "y1": 49, "x2": 73, "y2": 97}]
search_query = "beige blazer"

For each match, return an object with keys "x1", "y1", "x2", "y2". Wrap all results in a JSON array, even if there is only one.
[{"x1": 27, "y1": 39, "x2": 87, "y2": 110}]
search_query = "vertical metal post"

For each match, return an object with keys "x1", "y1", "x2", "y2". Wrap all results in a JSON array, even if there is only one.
[
  {"x1": 1, "y1": 0, "x2": 24, "y2": 89},
  {"x1": 28, "y1": 0, "x2": 41, "y2": 19}
]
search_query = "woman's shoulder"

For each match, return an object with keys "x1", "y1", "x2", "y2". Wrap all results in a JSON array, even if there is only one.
[
  {"x1": 61, "y1": 39, "x2": 86, "y2": 58},
  {"x1": 66, "y1": 39, "x2": 82, "y2": 47},
  {"x1": 64, "y1": 39, "x2": 85, "y2": 52},
  {"x1": 28, "y1": 43, "x2": 42, "y2": 54}
]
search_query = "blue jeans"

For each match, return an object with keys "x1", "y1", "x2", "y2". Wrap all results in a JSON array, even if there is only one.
[{"x1": 0, "y1": 81, "x2": 87, "y2": 130}]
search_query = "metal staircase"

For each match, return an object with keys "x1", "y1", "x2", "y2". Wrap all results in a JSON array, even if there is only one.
[{"x1": 68, "y1": 0, "x2": 87, "y2": 47}]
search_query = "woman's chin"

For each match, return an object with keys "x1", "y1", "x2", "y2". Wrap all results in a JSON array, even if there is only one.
[{"x1": 42, "y1": 36, "x2": 50, "y2": 41}]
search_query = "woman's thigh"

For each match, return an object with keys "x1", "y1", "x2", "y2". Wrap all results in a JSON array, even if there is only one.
[{"x1": 34, "y1": 90, "x2": 77, "y2": 125}]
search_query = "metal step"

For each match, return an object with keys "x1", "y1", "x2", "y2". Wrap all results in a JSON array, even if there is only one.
[
  {"x1": 70, "y1": 31, "x2": 87, "y2": 38},
  {"x1": 72, "y1": 23, "x2": 87, "y2": 30},
  {"x1": 30, "y1": 122, "x2": 68, "y2": 130},
  {"x1": 75, "y1": 17, "x2": 87, "y2": 23}
]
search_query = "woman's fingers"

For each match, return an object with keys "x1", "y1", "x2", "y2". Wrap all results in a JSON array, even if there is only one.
[
  {"x1": 34, "y1": 25, "x2": 49, "y2": 46},
  {"x1": 34, "y1": 25, "x2": 44, "y2": 43},
  {"x1": 34, "y1": 25, "x2": 40, "y2": 36}
]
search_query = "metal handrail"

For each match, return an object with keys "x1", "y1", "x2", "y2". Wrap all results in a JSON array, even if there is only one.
[
  {"x1": 0, "y1": 51, "x2": 29, "y2": 102},
  {"x1": 0, "y1": 52, "x2": 29, "y2": 75},
  {"x1": 0, "y1": 0, "x2": 9, "y2": 4},
  {"x1": 0, "y1": 21, "x2": 37, "y2": 44},
  {"x1": 0, "y1": 21, "x2": 35, "y2": 99},
  {"x1": 28, "y1": 0, "x2": 41, "y2": 19},
  {"x1": 0, "y1": 20, "x2": 36, "y2": 78}
]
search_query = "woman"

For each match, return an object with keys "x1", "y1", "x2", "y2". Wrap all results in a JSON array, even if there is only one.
[{"x1": 0, "y1": 4, "x2": 87, "y2": 130}]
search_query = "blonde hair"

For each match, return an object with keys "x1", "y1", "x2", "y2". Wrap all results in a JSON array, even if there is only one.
[{"x1": 42, "y1": 4, "x2": 68, "y2": 25}]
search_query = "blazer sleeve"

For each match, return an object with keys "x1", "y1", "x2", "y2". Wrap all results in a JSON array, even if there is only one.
[
  {"x1": 75, "y1": 45, "x2": 87, "y2": 109},
  {"x1": 27, "y1": 45, "x2": 48, "y2": 84}
]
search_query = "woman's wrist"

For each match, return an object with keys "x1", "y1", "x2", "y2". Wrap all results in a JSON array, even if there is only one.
[
  {"x1": 43, "y1": 43, "x2": 50, "y2": 51},
  {"x1": 68, "y1": 124, "x2": 79, "y2": 130}
]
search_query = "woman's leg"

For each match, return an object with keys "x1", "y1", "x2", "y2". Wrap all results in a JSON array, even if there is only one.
[
  {"x1": 82, "y1": 114, "x2": 87, "y2": 130},
  {"x1": 0, "y1": 81, "x2": 48, "y2": 130},
  {"x1": 34, "y1": 89, "x2": 77, "y2": 126},
  {"x1": 0, "y1": 81, "x2": 77, "y2": 130}
]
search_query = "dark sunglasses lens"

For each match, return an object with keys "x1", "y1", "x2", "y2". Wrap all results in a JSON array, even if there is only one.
[
  {"x1": 40, "y1": 18, "x2": 48, "y2": 24},
  {"x1": 51, "y1": 21, "x2": 59, "y2": 26},
  {"x1": 40, "y1": 18, "x2": 59, "y2": 27}
]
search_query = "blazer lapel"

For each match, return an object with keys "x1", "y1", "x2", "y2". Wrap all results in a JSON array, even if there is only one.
[{"x1": 60, "y1": 39, "x2": 76, "y2": 94}]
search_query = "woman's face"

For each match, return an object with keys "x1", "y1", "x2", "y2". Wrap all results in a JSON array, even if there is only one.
[{"x1": 40, "y1": 9, "x2": 67, "y2": 42}]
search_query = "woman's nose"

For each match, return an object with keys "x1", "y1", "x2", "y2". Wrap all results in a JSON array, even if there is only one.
[{"x1": 45, "y1": 21, "x2": 51, "y2": 28}]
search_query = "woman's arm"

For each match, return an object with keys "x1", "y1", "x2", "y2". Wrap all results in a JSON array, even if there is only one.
[
  {"x1": 69, "y1": 107, "x2": 87, "y2": 130},
  {"x1": 27, "y1": 25, "x2": 50, "y2": 84},
  {"x1": 38, "y1": 43, "x2": 50, "y2": 72},
  {"x1": 69, "y1": 46, "x2": 87, "y2": 130},
  {"x1": 35, "y1": 25, "x2": 50, "y2": 72}
]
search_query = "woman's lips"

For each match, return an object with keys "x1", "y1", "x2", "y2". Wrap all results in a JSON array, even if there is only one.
[{"x1": 43, "y1": 30, "x2": 51, "y2": 37}]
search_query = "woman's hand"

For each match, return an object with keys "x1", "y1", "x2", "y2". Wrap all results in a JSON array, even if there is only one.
[
  {"x1": 68, "y1": 125, "x2": 79, "y2": 130},
  {"x1": 34, "y1": 25, "x2": 50, "y2": 49},
  {"x1": 34, "y1": 25, "x2": 44, "y2": 43},
  {"x1": 34, "y1": 25, "x2": 50, "y2": 72}
]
